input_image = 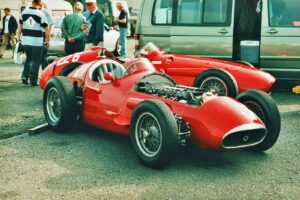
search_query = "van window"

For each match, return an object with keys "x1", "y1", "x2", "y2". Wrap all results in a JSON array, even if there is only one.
[
  {"x1": 177, "y1": 0, "x2": 203, "y2": 24},
  {"x1": 176, "y1": 0, "x2": 230, "y2": 25},
  {"x1": 203, "y1": 0, "x2": 229, "y2": 23},
  {"x1": 152, "y1": 0, "x2": 173, "y2": 24},
  {"x1": 269, "y1": 0, "x2": 300, "y2": 26}
]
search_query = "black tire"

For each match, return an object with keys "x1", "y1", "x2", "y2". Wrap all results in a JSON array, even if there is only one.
[
  {"x1": 193, "y1": 69, "x2": 239, "y2": 97},
  {"x1": 43, "y1": 76, "x2": 76, "y2": 132},
  {"x1": 237, "y1": 90, "x2": 281, "y2": 151},
  {"x1": 130, "y1": 100, "x2": 178, "y2": 168},
  {"x1": 59, "y1": 62, "x2": 83, "y2": 76},
  {"x1": 113, "y1": 39, "x2": 121, "y2": 56}
]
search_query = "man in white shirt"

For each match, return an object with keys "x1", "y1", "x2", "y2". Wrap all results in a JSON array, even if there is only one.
[{"x1": 0, "y1": 8, "x2": 18, "y2": 58}]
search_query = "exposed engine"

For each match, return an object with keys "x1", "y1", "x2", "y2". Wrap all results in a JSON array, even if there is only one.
[{"x1": 136, "y1": 82, "x2": 214, "y2": 106}]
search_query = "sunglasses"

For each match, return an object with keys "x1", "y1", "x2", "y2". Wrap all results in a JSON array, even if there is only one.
[{"x1": 85, "y1": 3, "x2": 93, "y2": 6}]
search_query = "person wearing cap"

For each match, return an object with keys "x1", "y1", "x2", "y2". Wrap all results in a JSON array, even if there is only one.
[
  {"x1": 84, "y1": 0, "x2": 104, "y2": 50},
  {"x1": 61, "y1": 2, "x2": 87, "y2": 55},
  {"x1": 114, "y1": 2, "x2": 128, "y2": 60}
]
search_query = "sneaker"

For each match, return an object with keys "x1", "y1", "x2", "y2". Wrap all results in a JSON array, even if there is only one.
[
  {"x1": 30, "y1": 81, "x2": 38, "y2": 86},
  {"x1": 30, "y1": 82, "x2": 38, "y2": 86},
  {"x1": 21, "y1": 77, "x2": 28, "y2": 85}
]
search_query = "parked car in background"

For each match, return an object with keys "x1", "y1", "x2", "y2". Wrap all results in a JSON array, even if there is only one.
[
  {"x1": 135, "y1": 0, "x2": 300, "y2": 82},
  {"x1": 136, "y1": 42, "x2": 275, "y2": 97}
]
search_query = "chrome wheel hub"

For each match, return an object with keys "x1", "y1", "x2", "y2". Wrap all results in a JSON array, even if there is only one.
[
  {"x1": 200, "y1": 77, "x2": 228, "y2": 96},
  {"x1": 46, "y1": 87, "x2": 61, "y2": 123},
  {"x1": 135, "y1": 112, "x2": 162, "y2": 157}
]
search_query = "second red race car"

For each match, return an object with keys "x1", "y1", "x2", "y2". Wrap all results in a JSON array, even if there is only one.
[
  {"x1": 40, "y1": 57, "x2": 281, "y2": 168},
  {"x1": 40, "y1": 42, "x2": 275, "y2": 97}
]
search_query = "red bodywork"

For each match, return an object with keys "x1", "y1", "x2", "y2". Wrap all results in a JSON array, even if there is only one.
[
  {"x1": 40, "y1": 45, "x2": 275, "y2": 93},
  {"x1": 146, "y1": 54, "x2": 275, "y2": 93},
  {"x1": 40, "y1": 57, "x2": 267, "y2": 151}
]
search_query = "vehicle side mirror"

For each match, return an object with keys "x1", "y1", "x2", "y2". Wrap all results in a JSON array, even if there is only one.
[{"x1": 104, "y1": 72, "x2": 115, "y2": 82}]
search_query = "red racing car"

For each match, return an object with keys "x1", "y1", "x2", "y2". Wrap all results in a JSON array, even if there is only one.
[
  {"x1": 40, "y1": 57, "x2": 280, "y2": 168},
  {"x1": 40, "y1": 42, "x2": 275, "y2": 97},
  {"x1": 137, "y1": 43, "x2": 276, "y2": 97}
]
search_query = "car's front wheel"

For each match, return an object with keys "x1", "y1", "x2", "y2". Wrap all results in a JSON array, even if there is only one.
[
  {"x1": 43, "y1": 76, "x2": 76, "y2": 131},
  {"x1": 237, "y1": 90, "x2": 281, "y2": 151},
  {"x1": 130, "y1": 100, "x2": 178, "y2": 168}
]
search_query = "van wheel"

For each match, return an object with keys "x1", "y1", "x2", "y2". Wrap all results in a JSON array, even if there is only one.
[
  {"x1": 43, "y1": 76, "x2": 76, "y2": 132},
  {"x1": 237, "y1": 90, "x2": 281, "y2": 151},
  {"x1": 113, "y1": 39, "x2": 121, "y2": 56},
  {"x1": 130, "y1": 100, "x2": 178, "y2": 168},
  {"x1": 193, "y1": 69, "x2": 239, "y2": 97}
]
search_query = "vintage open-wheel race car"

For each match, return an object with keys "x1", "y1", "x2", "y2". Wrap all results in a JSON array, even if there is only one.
[{"x1": 40, "y1": 56, "x2": 280, "y2": 168}]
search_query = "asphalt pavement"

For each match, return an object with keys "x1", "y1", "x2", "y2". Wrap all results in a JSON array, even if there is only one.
[{"x1": 0, "y1": 42, "x2": 300, "y2": 199}]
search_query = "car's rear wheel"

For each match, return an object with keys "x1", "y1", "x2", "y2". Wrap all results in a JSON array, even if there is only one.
[
  {"x1": 237, "y1": 90, "x2": 281, "y2": 151},
  {"x1": 130, "y1": 100, "x2": 178, "y2": 168},
  {"x1": 43, "y1": 76, "x2": 76, "y2": 131},
  {"x1": 193, "y1": 69, "x2": 239, "y2": 97}
]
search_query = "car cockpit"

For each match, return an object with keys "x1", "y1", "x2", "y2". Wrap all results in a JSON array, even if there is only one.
[{"x1": 90, "y1": 60, "x2": 126, "y2": 83}]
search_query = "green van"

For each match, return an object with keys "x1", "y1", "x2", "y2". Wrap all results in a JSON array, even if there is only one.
[{"x1": 135, "y1": 0, "x2": 300, "y2": 81}]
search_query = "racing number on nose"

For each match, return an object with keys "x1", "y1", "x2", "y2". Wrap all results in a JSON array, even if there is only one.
[{"x1": 57, "y1": 53, "x2": 82, "y2": 66}]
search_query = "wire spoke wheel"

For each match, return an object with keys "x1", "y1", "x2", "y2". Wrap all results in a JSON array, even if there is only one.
[
  {"x1": 136, "y1": 112, "x2": 162, "y2": 158},
  {"x1": 130, "y1": 100, "x2": 179, "y2": 168},
  {"x1": 200, "y1": 77, "x2": 228, "y2": 96},
  {"x1": 194, "y1": 69, "x2": 238, "y2": 97},
  {"x1": 43, "y1": 76, "x2": 77, "y2": 132},
  {"x1": 46, "y1": 87, "x2": 61, "y2": 123}
]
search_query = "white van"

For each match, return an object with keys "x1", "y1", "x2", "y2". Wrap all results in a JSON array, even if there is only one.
[
  {"x1": 0, "y1": 0, "x2": 72, "y2": 25},
  {"x1": 42, "y1": 0, "x2": 73, "y2": 18},
  {"x1": 135, "y1": 0, "x2": 300, "y2": 81}
]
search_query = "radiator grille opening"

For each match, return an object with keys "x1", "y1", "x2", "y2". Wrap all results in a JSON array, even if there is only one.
[{"x1": 222, "y1": 128, "x2": 266, "y2": 149}]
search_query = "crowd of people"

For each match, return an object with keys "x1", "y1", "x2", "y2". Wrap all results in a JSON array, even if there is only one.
[{"x1": 1, "y1": 0, "x2": 128, "y2": 86}]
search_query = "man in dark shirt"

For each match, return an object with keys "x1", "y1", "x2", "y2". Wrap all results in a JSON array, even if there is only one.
[
  {"x1": 114, "y1": 2, "x2": 128, "y2": 60},
  {"x1": 84, "y1": 0, "x2": 104, "y2": 50}
]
